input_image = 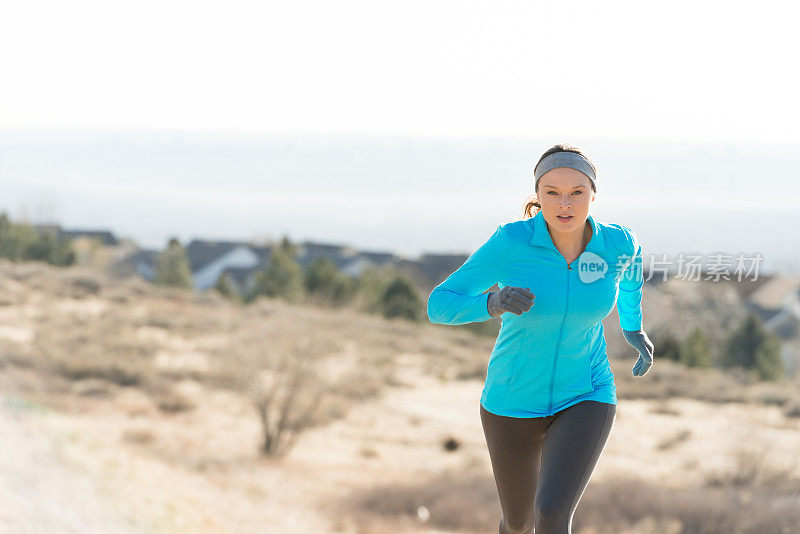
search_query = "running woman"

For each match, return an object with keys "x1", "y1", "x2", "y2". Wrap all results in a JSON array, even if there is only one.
[{"x1": 427, "y1": 143, "x2": 654, "y2": 534}]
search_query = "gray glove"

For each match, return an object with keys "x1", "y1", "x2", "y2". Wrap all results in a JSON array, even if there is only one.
[
  {"x1": 487, "y1": 286, "x2": 535, "y2": 317},
  {"x1": 622, "y1": 329, "x2": 654, "y2": 378}
]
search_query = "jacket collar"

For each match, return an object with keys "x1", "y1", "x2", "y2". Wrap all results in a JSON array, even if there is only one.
[{"x1": 528, "y1": 210, "x2": 606, "y2": 253}]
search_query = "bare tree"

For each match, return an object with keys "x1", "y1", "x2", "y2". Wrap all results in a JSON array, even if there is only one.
[{"x1": 235, "y1": 334, "x2": 331, "y2": 457}]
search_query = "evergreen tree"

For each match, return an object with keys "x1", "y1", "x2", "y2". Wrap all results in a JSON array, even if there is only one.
[
  {"x1": 355, "y1": 265, "x2": 393, "y2": 314},
  {"x1": 680, "y1": 327, "x2": 712, "y2": 368},
  {"x1": 721, "y1": 311, "x2": 784, "y2": 381},
  {"x1": 654, "y1": 332, "x2": 682, "y2": 362},
  {"x1": 214, "y1": 272, "x2": 241, "y2": 302},
  {"x1": 251, "y1": 247, "x2": 304, "y2": 303},
  {"x1": 278, "y1": 234, "x2": 298, "y2": 257},
  {"x1": 753, "y1": 334, "x2": 783, "y2": 381},
  {"x1": 304, "y1": 256, "x2": 357, "y2": 307},
  {"x1": 27, "y1": 231, "x2": 75, "y2": 266},
  {"x1": 154, "y1": 237, "x2": 194, "y2": 289},
  {"x1": 329, "y1": 275, "x2": 358, "y2": 307},
  {"x1": 0, "y1": 212, "x2": 75, "y2": 266},
  {"x1": 380, "y1": 276, "x2": 422, "y2": 321},
  {"x1": 0, "y1": 212, "x2": 29, "y2": 261}
]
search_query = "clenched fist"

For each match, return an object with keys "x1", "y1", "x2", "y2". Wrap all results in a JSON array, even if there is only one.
[{"x1": 487, "y1": 286, "x2": 535, "y2": 318}]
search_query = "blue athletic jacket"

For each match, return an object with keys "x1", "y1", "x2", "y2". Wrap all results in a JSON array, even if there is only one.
[{"x1": 427, "y1": 210, "x2": 644, "y2": 417}]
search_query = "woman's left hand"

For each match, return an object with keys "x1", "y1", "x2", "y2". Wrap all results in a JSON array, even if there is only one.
[{"x1": 622, "y1": 329, "x2": 654, "y2": 378}]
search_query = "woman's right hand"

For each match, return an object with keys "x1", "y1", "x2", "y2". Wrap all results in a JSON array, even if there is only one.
[{"x1": 487, "y1": 286, "x2": 535, "y2": 317}]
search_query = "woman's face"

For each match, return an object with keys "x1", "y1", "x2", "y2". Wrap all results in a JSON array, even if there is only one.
[{"x1": 536, "y1": 167, "x2": 595, "y2": 234}]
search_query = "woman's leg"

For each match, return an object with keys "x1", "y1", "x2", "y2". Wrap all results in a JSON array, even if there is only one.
[
  {"x1": 533, "y1": 400, "x2": 616, "y2": 534},
  {"x1": 480, "y1": 403, "x2": 549, "y2": 534}
]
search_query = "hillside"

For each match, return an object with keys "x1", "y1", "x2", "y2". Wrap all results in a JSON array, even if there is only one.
[{"x1": 1, "y1": 259, "x2": 799, "y2": 533}]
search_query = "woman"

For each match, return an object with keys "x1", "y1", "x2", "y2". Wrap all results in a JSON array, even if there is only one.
[{"x1": 427, "y1": 143, "x2": 655, "y2": 534}]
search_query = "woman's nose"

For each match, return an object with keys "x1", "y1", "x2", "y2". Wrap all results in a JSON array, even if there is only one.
[{"x1": 558, "y1": 195, "x2": 571, "y2": 207}]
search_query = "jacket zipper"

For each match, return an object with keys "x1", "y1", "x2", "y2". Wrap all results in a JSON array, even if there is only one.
[{"x1": 548, "y1": 260, "x2": 572, "y2": 413}]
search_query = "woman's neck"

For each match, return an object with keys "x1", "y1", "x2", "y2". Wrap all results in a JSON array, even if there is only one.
[{"x1": 548, "y1": 219, "x2": 592, "y2": 263}]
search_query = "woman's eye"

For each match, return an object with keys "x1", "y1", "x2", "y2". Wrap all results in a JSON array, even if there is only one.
[
  {"x1": 547, "y1": 191, "x2": 558, "y2": 195},
  {"x1": 573, "y1": 191, "x2": 582, "y2": 195}
]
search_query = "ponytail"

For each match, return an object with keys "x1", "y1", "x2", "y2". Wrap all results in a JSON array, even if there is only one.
[{"x1": 523, "y1": 194, "x2": 541, "y2": 219}]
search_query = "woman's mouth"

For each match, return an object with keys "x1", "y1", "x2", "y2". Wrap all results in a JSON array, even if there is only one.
[{"x1": 556, "y1": 215, "x2": 574, "y2": 223}]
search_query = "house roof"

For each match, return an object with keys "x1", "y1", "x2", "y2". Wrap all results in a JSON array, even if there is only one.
[
  {"x1": 185, "y1": 240, "x2": 251, "y2": 271},
  {"x1": 300, "y1": 241, "x2": 352, "y2": 254},
  {"x1": 61, "y1": 230, "x2": 119, "y2": 246},
  {"x1": 249, "y1": 245, "x2": 274, "y2": 269},
  {"x1": 298, "y1": 241, "x2": 355, "y2": 269},
  {"x1": 31, "y1": 224, "x2": 120, "y2": 246},
  {"x1": 764, "y1": 305, "x2": 800, "y2": 340},
  {"x1": 356, "y1": 250, "x2": 397, "y2": 265}
]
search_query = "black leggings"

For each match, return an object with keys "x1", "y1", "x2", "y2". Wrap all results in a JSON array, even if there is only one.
[{"x1": 480, "y1": 400, "x2": 616, "y2": 534}]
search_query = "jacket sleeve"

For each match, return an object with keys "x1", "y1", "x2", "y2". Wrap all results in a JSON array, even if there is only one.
[
  {"x1": 617, "y1": 225, "x2": 644, "y2": 331},
  {"x1": 427, "y1": 224, "x2": 507, "y2": 325}
]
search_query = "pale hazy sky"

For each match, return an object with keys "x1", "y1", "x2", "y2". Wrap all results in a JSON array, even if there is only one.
[
  {"x1": 2, "y1": 2, "x2": 799, "y2": 274},
  {"x1": 1, "y1": 1, "x2": 798, "y2": 145}
]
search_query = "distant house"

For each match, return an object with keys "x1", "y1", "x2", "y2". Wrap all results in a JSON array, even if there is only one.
[
  {"x1": 757, "y1": 278, "x2": 800, "y2": 342},
  {"x1": 746, "y1": 275, "x2": 800, "y2": 325},
  {"x1": 61, "y1": 230, "x2": 119, "y2": 246},
  {"x1": 188, "y1": 240, "x2": 399, "y2": 292},
  {"x1": 131, "y1": 240, "x2": 269, "y2": 292},
  {"x1": 296, "y1": 241, "x2": 356, "y2": 269},
  {"x1": 292, "y1": 240, "x2": 400, "y2": 276},
  {"x1": 185, "y1": 240, "x2": 270, "y2": 291},
  {"x1": 746, "y1": 275, "x2": 800, "y2": 376},
  {"x1": 31, "y1": 224, "x2": 120, "y2": 246},
  {"x1": 338, "y1": 249, "x2": 399, "y2": 278},
  {"x1": 131, "y1": 237, "x2": 411, "y2": 293},
  {"x1": 30, "y1": 224, "x2": 122, "y2": 268},
  {"x1": 764, "y1": 304, "x2": 800, "y2": 341}
]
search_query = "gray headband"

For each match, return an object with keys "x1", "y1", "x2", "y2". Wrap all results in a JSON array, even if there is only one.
[{"x1": 534, "y1": 151, "x2": 596, "y2": 190}]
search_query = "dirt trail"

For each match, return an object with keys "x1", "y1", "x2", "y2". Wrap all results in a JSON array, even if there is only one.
[{"x1": 0, "y1": 395, "x2": 143, "y2": 534}]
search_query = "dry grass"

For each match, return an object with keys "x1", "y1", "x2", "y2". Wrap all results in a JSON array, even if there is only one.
[
  {"x1": 334, "y1": 447, "x2": 800, "y2": 534},
  {"x1": 5, "y1": 259, "x2": 797, "y2": 419},
  {"x1": 122, "y1": 428, "x2": 156, "y2": 445},
  {"x1": 331, "y1": 457, "x2": 500, "y2": 533},
  {"x1": 578, "y1": 444, "x2": 800, "y2": 533},
  {"x1": 3, "y1": 259, "x2": 800, "y2": 532},
  {"x1": 576, "y1": 475, "x2": 800, "y2": 534},
  {"x1": 0, "y1": 259, "x2": 495, "y2": 460},
  {"x1": 613, "y1": 356, "x2": 800, "y2": 409},
  {"x1": 705, "y1": 444, "x2": 800, "y2": 490}
]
